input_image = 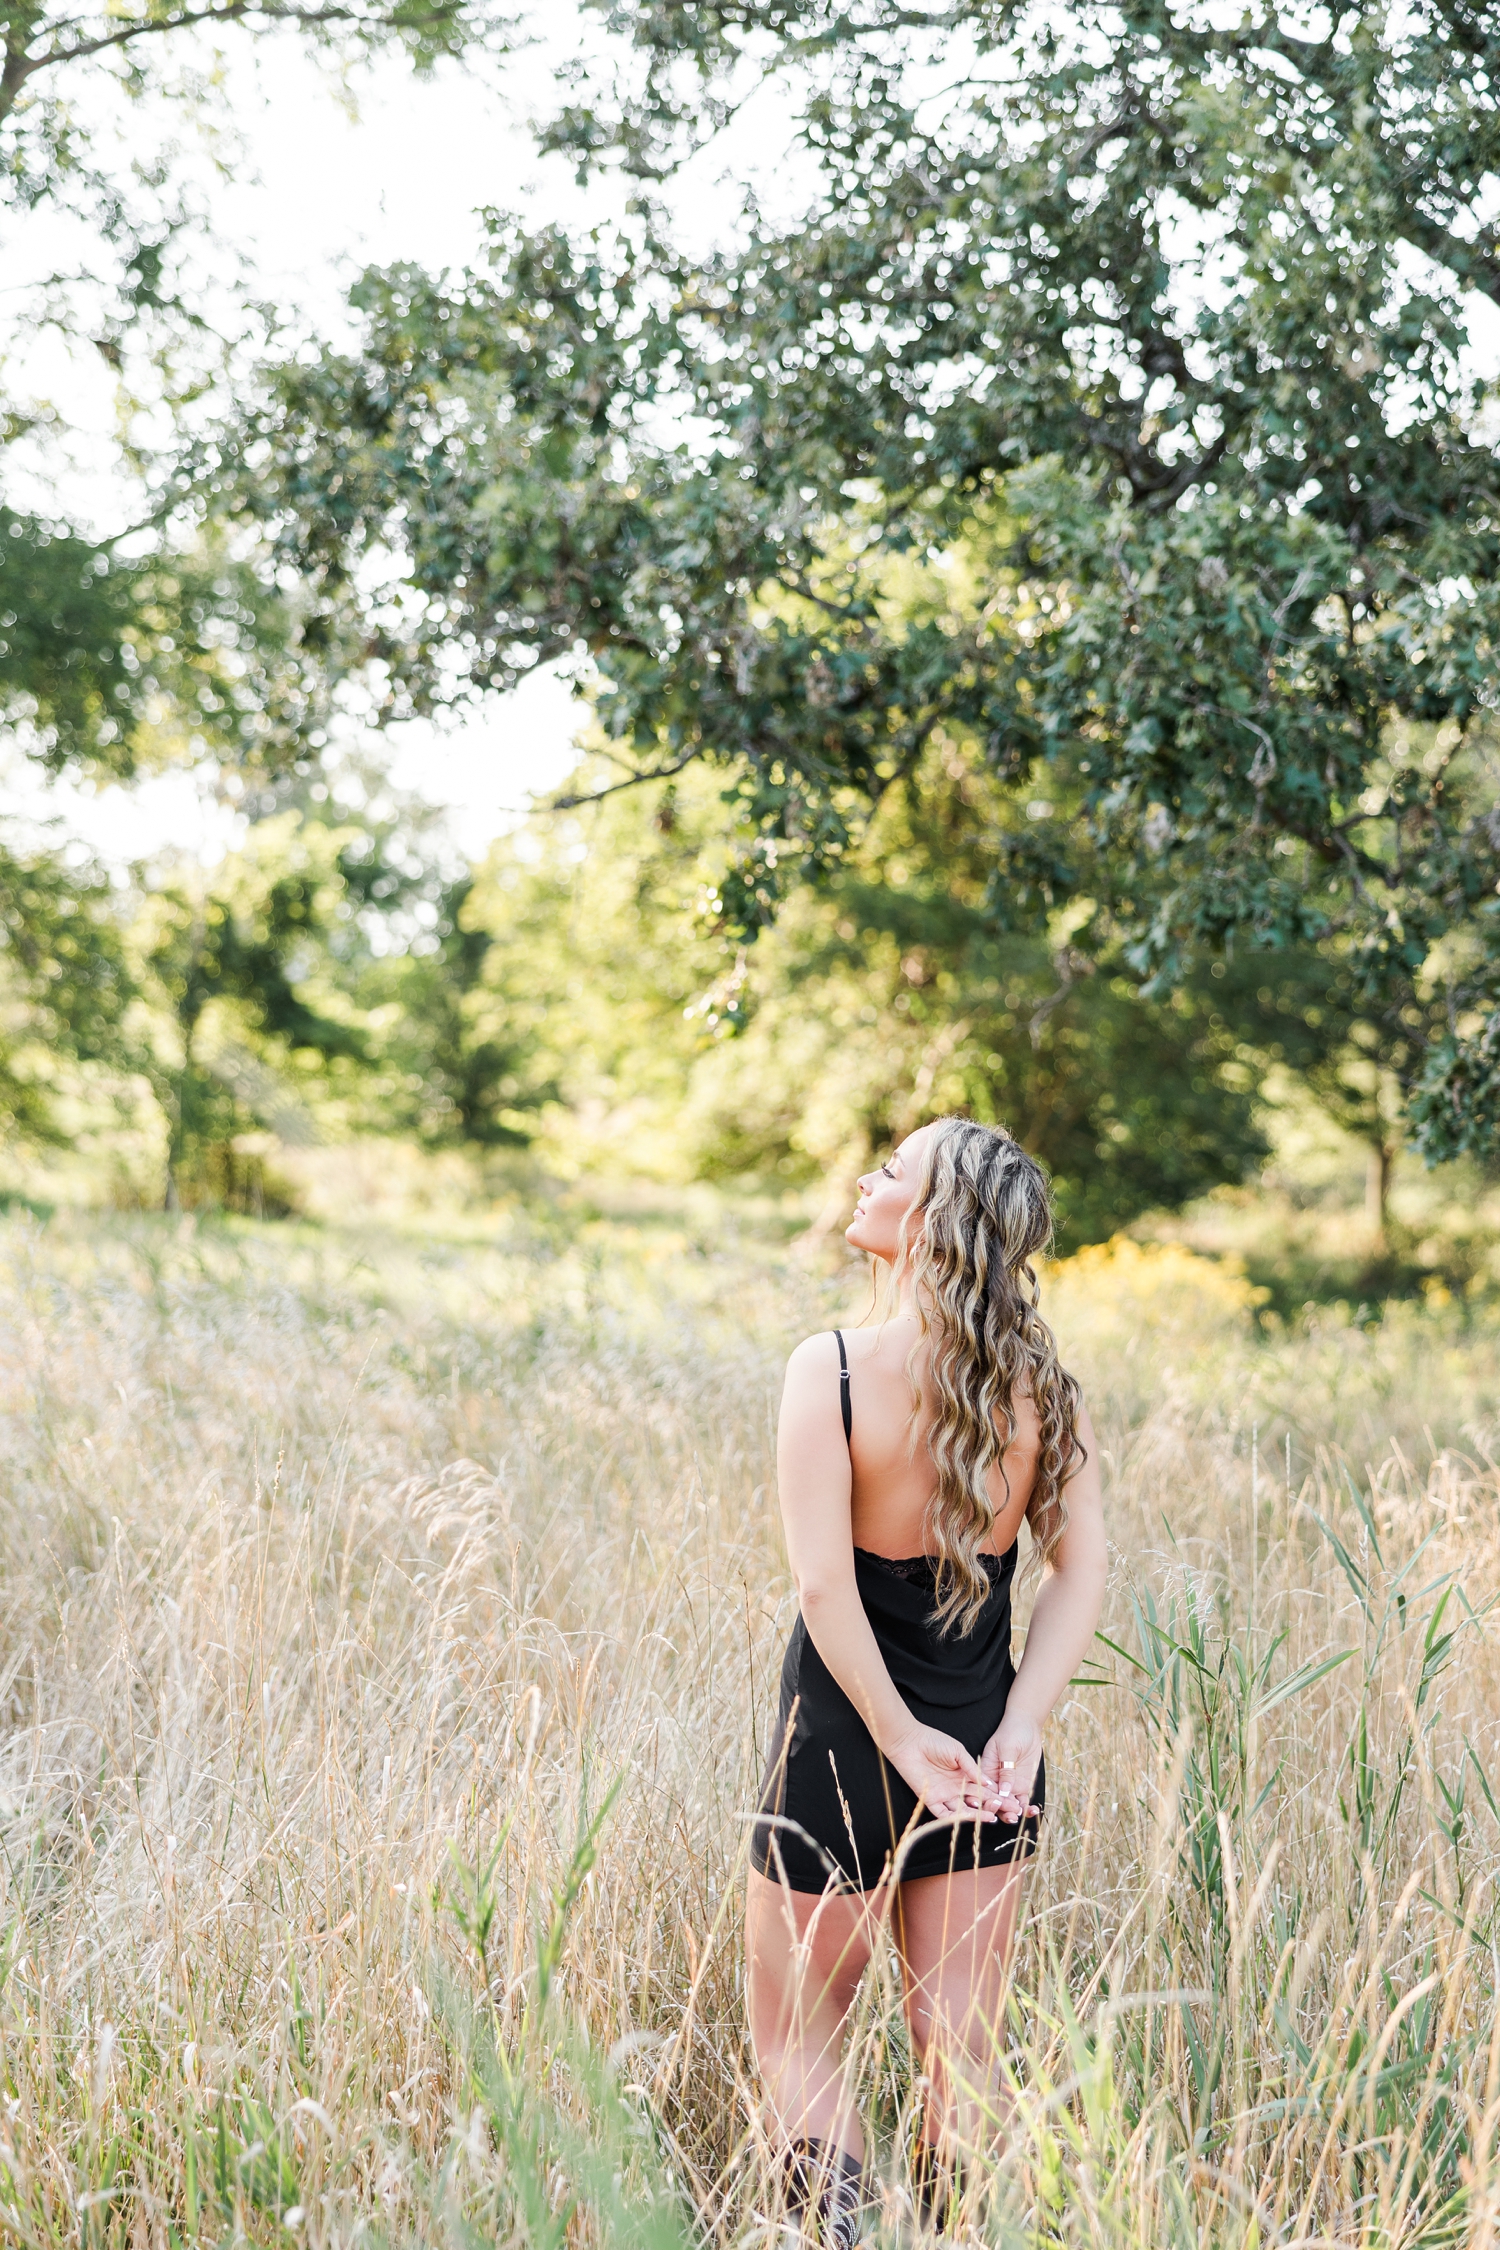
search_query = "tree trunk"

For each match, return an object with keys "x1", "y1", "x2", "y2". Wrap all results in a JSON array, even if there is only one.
[
  {"x1": 165, "y1": 1007, "x2": 198, "y2": 1211},
  {"x1": 1366, "y1": 1140, "x2": 1394, "y2": 1243}
]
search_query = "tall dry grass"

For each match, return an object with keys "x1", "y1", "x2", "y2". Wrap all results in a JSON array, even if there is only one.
[{"x1": 0, "y1": 1208, "x2": 1498, "y2": 2247}]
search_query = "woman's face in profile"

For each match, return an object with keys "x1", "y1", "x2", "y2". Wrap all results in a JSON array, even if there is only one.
[{"x1": 847, "y1": 1127, "x2": 930, "y2": 1262}]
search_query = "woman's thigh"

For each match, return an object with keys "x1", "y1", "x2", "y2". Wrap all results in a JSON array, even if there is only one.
[
  {"x1": 744, "y1": 1869, "x2": 888, "y2": 2052},
  {"x1": 891, "y1": 1860, "x2": 1030, "y2": 2063}
]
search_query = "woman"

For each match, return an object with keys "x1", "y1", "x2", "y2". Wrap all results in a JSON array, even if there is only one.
[{"x1": 746, "y1": 1116, "x2": 1106, "y2": 2238}]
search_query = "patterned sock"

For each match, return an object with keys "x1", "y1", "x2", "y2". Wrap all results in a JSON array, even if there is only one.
[{"x1": 783, "y1": 2136, "x2": 866, "y2": 2246}]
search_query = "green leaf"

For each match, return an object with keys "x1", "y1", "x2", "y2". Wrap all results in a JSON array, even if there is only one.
[{"x1": 1255, "y1": 1648, "x2": 1356, "y2": 1717}]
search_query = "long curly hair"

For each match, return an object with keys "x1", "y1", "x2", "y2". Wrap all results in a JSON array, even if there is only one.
[{"x1": 893, "y1": 1116, "x2": 1085, "y2": 1636}]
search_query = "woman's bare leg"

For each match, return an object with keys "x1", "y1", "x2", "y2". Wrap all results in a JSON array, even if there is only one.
[
  {"x1": 892, "y1": 1859, "x2": 1030, "y2": 2158},
  {"x1": 744, "y1": 1867, "x2": 886, "y2": 2159}
]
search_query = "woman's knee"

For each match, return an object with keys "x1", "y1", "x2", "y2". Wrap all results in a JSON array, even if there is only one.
[{"x1": 747, "y1": 1950, "x2": 864, "y2": 2057}]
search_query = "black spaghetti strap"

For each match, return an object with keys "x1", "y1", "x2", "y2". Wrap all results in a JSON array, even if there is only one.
[{"x1": 834, "y1": 1329, "x2": 852, "y2": 1446}]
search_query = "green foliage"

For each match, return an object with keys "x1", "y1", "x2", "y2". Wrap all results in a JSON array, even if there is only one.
[
  {"x1": 0, "y1": 520, "x2": 146, "y2": 776},
  {"x1": 1, "y1": 0, "x2": 518, "y2": 754},
  {"x1": 0, "y1": 508, "x2": 400, "y2": 1160},
  {"x1": 231, "y1": 0, "x2": 1500, "y2": 1157},
  {"x1": 0, "y1": 0, "x2": 524, "y2": 1102},
  {"x1": 148, "y1": 863, "x2": 366, "y2": 1067},
  {"x1": 0, "y1": 510, "x2": 384, "y2": 786},
  {"x1": 139, "y1": 818, "x2": 371, "y2": 1204},
  {"x1": 0, "y1": 839, "x2": 132, "y2": 1140},
  {"x1": 122, "y1": 782, "x2": 557, "y2": 1204},
  {"x1": 0, "y1": 730, "x2": 1423, "y2": 1242},
  {"x1": 452, "y1": 754, "x2": 1273, "y2": 1241},
  {"x1": 355, "y1": 872, "x2": 555, "y2": 1149}
]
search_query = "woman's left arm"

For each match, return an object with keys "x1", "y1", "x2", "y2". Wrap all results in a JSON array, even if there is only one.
[{"x1": 982, "y1": 1404, "x2": 1107, "y2": 1823}]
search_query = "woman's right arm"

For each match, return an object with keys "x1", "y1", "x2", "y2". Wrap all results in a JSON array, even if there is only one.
[
  {"x1": 777, "y1": 1334, "x2": 995, "y2": 1822},
  {"x1": 981, "y1": 1401, "x2": 1107, "y2": 1822}
]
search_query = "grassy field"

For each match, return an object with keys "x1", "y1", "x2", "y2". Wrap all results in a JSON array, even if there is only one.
[{"x1": 1, "y1": 1200, "x2": 1499, "y2": 2248}]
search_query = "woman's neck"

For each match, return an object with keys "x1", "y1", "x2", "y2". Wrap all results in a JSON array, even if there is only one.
[{"x1": 877, "y1": 1265, "x2": 922, "y2": 1320}]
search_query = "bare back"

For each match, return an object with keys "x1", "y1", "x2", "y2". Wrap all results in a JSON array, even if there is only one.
[{"x1": 842, "y1": 1312, "x2": 1040, "y2": 1559}]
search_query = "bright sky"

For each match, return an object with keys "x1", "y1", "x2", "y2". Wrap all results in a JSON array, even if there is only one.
[
  {"x1": 1, "y1": 15, "x2": 626, "y2": 868},
  {"x1": 2, "y1": 9, "x2": 815, "y2": 872}
]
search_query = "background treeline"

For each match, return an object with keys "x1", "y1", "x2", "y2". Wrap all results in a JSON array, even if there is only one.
[{"x1": 12, "y1": 725, "x2": 1431, "y2": 1264}]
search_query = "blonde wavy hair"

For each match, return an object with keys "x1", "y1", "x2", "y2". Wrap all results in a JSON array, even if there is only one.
[{"x1": 892, "y1": 1116, "x2": 1085, "y2": 1636}]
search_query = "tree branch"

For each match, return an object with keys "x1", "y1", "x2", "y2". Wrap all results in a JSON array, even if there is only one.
[
  {"x1": 1210, "y1": 22, "x2": 1500, "y2": 308},
  {"x1": 2, "y1": 0, "x2": 464, "y2": 118},
  {"x1": 1390, "y1": 199, "x2": 1500, "y2": 311},
  {"x1": 864, "y1": 711, "x2": 941, "y2": 806},
  {"x1": 1090, "y1": 417, "x2": 1231, "y2": 510},
  {"x1": 771, "y1": 571, "x2": 870, "y2": 623},
  {"x1": 549, "y1": 746, "x2": 706, "y2": 811},
  {"x1": 1076, "y1": 102, "x2": 1139, "y2": 165},
  {"x1": 1264, "y1": 801, "x2": 1389, "y2": 881}
]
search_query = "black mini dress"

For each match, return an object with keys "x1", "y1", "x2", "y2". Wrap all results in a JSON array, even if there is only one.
[{"x1": 750, "y1": 1332, "x2": 1044, "y2": 1894}]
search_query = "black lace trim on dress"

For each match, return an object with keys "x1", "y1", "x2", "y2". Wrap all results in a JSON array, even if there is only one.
[{"x1": 858, "y1": 1548, "x2": 1006, "y2": 1583}]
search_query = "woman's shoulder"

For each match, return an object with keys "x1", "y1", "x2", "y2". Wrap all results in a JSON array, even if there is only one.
[
  {"x1": 782, "y1": 1323, "x2": 901, "y2": 1384},
  {"x1": 787, "y1": 1317, "x2": 920, "y2": 1378},
  {"x1": 784, "y1": 1329, "x2": 844, "y2": 1376}
]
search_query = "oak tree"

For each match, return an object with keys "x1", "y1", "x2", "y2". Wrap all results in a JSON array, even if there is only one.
[{"x1": 234, "y1": 0, "x2": 1500, "y2": 1160}]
